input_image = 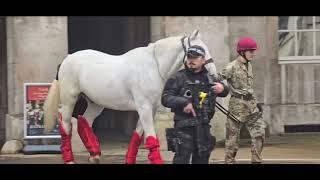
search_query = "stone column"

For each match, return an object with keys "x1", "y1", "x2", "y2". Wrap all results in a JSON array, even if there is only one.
[{"x1": 6, "y1": 16, "x2": 68, "y2": 141}]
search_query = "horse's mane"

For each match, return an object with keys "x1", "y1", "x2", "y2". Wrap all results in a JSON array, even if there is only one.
[
  {"x1": 149, "y1": 36, "x2": 186, "y2": 82},
  {"x1": 151, "y1": 36, "x2": 183, "y2": 49},
  {"x1": 151, "y1": 36, "x2": 184, "y2": 58}
]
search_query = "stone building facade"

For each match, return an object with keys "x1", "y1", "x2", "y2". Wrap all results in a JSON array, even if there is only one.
[{"x1": 0, "y1": 16, "x2": 318, "y2": 150}]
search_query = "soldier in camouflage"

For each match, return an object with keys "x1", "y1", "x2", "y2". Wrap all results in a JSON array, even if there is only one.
[{"x1": 221, "y1": 37, "x2": 265, "y2": 164}]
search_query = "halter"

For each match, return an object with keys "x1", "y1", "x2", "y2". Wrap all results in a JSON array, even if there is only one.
[
  {"x1": 181, "y1": 36, "x2": 191, "y2": 63},
  {"x1": 153, "y1": 36, "x2": 192, "y2": 83}
]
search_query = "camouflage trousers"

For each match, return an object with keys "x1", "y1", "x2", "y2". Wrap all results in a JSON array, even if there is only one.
[{"x1": 225, "y1": 97, "x2": 266, "y2": 164}]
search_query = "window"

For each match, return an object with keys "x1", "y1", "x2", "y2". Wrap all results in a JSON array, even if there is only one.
[{"x1": 278, "y1": 16, "x2": 320, "y2": 64}]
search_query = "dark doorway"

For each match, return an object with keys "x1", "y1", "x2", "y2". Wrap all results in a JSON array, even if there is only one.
[
  {"x1": 68, "y1": 16, "x2": 150, "y2": 55},
  {"x1": 0, "y1": 17, "x2": 7, "y2": 148},
  {"x1": 67, "y1": 16, "x2": 150, "y2": 143}
]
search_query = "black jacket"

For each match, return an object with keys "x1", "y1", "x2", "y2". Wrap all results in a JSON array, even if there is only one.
[{"x1": 161, "y1": 68, "x2": 229, "y2": 122}]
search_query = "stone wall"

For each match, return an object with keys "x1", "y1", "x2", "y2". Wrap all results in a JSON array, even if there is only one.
[{"x1": 6, "y1": 16, "x2": 68, "y2": 141}]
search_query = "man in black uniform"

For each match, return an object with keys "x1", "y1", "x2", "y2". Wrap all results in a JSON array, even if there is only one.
[{"x1": 161, "y1": 45, "x2": 229, "y2": 164}]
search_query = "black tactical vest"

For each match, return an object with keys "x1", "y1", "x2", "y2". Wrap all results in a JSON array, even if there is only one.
[{"x1": 174, "y1": 69, "x2": 216, "y2": 125}]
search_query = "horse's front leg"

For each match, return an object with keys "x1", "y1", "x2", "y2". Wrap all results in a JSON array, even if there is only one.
[
  {"x1": 125, "y1": 119, "x2": 144, "y2": 164},
  {"x1": 137, "y1": 104, "x2": 163, "y2": 164}
]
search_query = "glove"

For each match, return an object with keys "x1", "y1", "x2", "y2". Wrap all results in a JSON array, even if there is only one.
[{"x1": 257, "y1": 103, "x2": 263, "y2": 113}]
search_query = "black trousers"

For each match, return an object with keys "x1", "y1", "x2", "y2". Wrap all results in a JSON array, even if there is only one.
[{"x1": 172, "y1": 125, "x2": 214, "y2": 164}]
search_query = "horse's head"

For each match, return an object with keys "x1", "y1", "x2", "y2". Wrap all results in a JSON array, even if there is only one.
[
  {"x1": 186, "y1": 29, "x2": 212, "y2": 61},
  {"x1": 153, "y1": 29, "x2": 213, "y2": 82}
]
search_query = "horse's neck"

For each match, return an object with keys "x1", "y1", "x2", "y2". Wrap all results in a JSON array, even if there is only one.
[{"x1": 153, "y1": 37, "x2": 184, "y2": 81}]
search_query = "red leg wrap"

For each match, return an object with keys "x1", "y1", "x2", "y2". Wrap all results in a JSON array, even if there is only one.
[
  {"x1": 59, "y1": 114, "x2": 74, "y2": 163},
  {"x1": 125, "y1": 131, "x2": 144, "y2": 164},
  {"x1": 77, "y1": 115, "x2": 101, "y2": 156},
  {"x1": 145, "y1": 136, "x2": 163, "y2": 164}
]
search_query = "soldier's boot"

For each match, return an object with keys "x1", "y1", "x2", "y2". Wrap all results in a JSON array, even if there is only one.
[
  {"x1": 225, "y1": 151, "x2": 237, "y2": 164},
  {"x1": 225, "y1": 139, "x2": 239, "y2": 164},
  {"x1": 125, "y1": 131, "x2": 144, "y2": 164},
  {"x1": 225, "y1": 119, "x2": 241, "y2": 164},
  {"x1": 59, "y1": 114, "x2": 75, "y2": 164},
  {"x1": 251, "y1": 136, "x2": 264, "y2": 164},
  {"x1": 145, "y1": 136, "x2": 163, "y2": 164},
  {"x1": 225, "y1": 142, "x2": 239, "y2": 164},
  {"x1": 77, "y1": 115, "x2": 101, "y2": 164}
]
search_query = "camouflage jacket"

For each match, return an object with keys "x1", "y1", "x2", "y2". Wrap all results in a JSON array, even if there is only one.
[{"x1": 221, "y1": 56, "x2": 256, "y2": 100}]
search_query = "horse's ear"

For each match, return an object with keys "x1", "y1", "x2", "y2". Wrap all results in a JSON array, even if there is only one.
[{"x1": 190, "y1": 29, "x2": 200, "y2": 39}]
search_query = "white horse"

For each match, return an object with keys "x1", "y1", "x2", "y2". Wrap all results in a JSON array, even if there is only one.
[{"x1": 44, "y1": 29, "x2": 216, "y2": 164}]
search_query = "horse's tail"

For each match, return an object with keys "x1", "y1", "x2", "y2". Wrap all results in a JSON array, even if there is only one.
[{"x1": 43, "y1": 65, "x2": 61, "y2": 133}]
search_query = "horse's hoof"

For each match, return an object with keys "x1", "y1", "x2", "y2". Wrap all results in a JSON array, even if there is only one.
[
  {"x1": 65, "y1": 161, "x2": 76, "y2": 164},
  {"x1": 88, "y1": 155, "x2": 100, "y2": 164},
  {"x1": 150, "y1": 159, "x2": 163, "y2": 164}
]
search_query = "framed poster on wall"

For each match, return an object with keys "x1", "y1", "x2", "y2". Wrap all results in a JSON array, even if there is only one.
[{"x1": 23, "y1": 83, "x2": 60, "y2": 139}]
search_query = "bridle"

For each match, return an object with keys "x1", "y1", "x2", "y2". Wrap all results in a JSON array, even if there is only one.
[
  {"x1": 153, "y1": 36, "x2": 193, "y2": 83},
  {"x1": 180, "y1": 36, "x2": 191, "y2": 64},
  {"x1": 182, "y1": 36, "x2": 214, "y2": 66}
]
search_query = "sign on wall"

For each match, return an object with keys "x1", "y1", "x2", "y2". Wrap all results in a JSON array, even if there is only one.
[{"x1": 23, "y1": 83, "x2": 60, "y2": 139}]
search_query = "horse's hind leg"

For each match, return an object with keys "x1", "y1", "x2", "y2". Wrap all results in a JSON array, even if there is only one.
[
  {"x1": 125, "y1": 119, "x2": 144, "y2": 164},
  {"x1": 59, "y1": 94, "x2": 78, "y2": 164},
  {"x1": 77, "y1": 101, "x2": 104, "y2": 164}
]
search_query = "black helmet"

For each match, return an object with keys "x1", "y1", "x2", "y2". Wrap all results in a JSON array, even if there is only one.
[{"x1": 187, "y1": 45, "x2": 205, "y2": 58}]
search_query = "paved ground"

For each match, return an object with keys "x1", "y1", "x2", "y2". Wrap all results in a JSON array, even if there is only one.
[{"x1": 1, "y1": 133, "x2": 320, "y2": 164}]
